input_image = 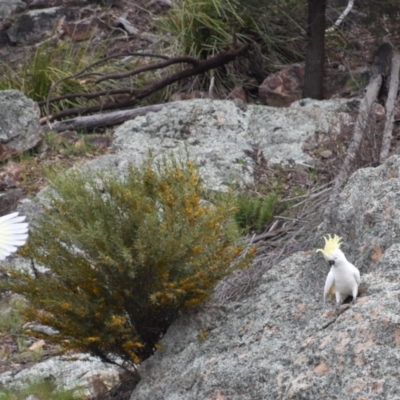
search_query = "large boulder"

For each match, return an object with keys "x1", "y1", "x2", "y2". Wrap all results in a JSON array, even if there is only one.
[
  {"x1": 130, "y1": 155, "x2": 400, "y2": 400},
  {"x1": 323, "y1": 154, "x2": 400, "y2": 272},
  {"x1": 89, "y1": 98, "x2": 355, "y2": 190},
  {"x1": 0, "y1": 90, "x2": 42, "y2": 161}
]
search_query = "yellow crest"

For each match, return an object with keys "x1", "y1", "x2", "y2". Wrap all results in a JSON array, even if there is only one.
[{"x1": 316, "y1": 234, "x2": 342, "y2": 257}]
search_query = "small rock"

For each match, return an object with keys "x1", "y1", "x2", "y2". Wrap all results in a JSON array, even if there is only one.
[
  {"x1": 28, "y1": 339, "x2": 46, "y2": 351},
  {"x1": 372, "y1": 102, "x2": 385, "y2": 118},
  {"x1": 74, "y1": 139, "x2": 86, "y2": 149},
  {"x1": 229, "y1": 86, "x2": 248, "y2": 104},
  {"x1": 87, "y1": 136, "x2": 111, "y2": 150},
  {"x1": 259, "y1": 66, "x2": 304, "y2": 107},
  {"x1": 320, "y1": 150, "x2": 333, "y2": 159}
]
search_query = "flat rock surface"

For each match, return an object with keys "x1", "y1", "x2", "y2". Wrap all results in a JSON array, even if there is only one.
[{"x1": 131, "y1": 249, "x2": 400, "y2": 400}]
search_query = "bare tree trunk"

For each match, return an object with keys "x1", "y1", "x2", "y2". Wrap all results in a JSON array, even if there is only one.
[
  {"x1": 334, "y1": 74, "x2": 382, "y2": 184},
  {"x1": 324, "y1": 42, "x2": 393, "y2": 214},
  {"x1": 324, "y1": 73, "x2": 382, "y2": 215},
  {"x1": 302, "y1": 0, "x2": 327, "y2": 100},
  {"x1": 379, "y1": 52, "x2": 400, "y2": 163}
]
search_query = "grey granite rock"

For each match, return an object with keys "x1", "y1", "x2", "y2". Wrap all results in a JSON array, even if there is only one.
[
  {"x1": 322, "y1": 154, "x2": 400, "y2": 272},
  {"x1": 0, "y1": 90, "x2": 42, "y2": 161},
  {"x1": 131, "y1": 155, "x2": 400, "y2": 400},
  {"x1": 97, "y1": 98, "x2": 354, "y2": 191}
]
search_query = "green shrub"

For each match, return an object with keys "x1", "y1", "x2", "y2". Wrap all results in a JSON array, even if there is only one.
[
  {"x1": 1, "y1": 155, "x2": 255, "y2": 366},
  {"x1": 234, "y1": 192, "x2": 284, "y2": 233},
  {"x1": 0, "y1": 41, "x2": 111, "y2": 115}
]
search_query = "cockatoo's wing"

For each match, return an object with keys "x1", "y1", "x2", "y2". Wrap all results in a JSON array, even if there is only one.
[
  {"x1": 0, "y1": 212, "x2": 29, "y2": 260},
  {"x1": 323, "y1": 269, "x2": 335, "y2": 301},
  {"x1": 353, "y1": 266, "x2": 361, "y2": 286}
]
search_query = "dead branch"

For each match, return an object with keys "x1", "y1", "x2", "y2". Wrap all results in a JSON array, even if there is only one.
[
  {"x1": 42, "y1": 44, "x2": 250, "y2": 123},
  {"x1": 324, "y1": 43, "x2": 392, "y2": 213},
  {"x1": 334, "y1": 74, "x2": 382, "y2": 184},
  {"x1": 379, "y1": 51, "x2": 400, "y2": 163},
  {"x1": 43, "y1": 52, "x2": 170, "y2": 119},
  {"x1": 325, "y1": 73, "x2": 381, "y2": 210},
  {"x1": 93, "y1": 55, "x2": 201, "y2": 84},
  {"x1": 42, "y1": 102, "x2": 184, "y2": 132}
]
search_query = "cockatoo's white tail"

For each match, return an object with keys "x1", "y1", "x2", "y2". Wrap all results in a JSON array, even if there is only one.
[{"x1": 0, "y1": 212, "x2": 29, "y2": 260}]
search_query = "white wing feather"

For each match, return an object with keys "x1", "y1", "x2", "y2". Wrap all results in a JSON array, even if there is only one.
[
  {"x1": 323, "y1": 268, "x2": 335, "y2": 301},
  {"x1": 353, "y1": 266, "x2": 361, "y2": 286},
  {"x1": 0, "y1": 212, "x2": 29, "y2": 260}
]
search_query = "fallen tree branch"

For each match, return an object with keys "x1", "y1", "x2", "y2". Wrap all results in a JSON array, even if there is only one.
[
  {"x1": 41, "y1": 55, "x2": 202, "y2": 111},
  {"x1": 325, "y1": 43, "x2": 391, "y2": 213},
  {"x1": 335, "y1": 74, "x2": 382, "y2": 183},
  {"x1": 42, "y1": 44, "x2": 250, "y2": 123},
  {"x1": 41, "y1": 102, "x2": 184, "y2": 132},
  {"x1": 43, "y1": 51, "x2": 171, "y2": 120},
  {"x1": 325, "y1": 73, "x2": 382, "y2": 212},
  {"x1": 379, "y1": 51, "x2": 400, "y2": 163},
  {"x1": 93, "y1": 55, "x2": 200, "y2": 84}
]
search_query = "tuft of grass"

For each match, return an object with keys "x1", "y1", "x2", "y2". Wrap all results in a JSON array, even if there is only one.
[
  {"x1": 158, "y1": 0, "x2": 308, "y2": 92},
  {"x1": 234, "y1": 192, "x2": 285, "y2": 233},
  {"x1": 0, "y1": 40, "x2": 111, "y2": 116}
]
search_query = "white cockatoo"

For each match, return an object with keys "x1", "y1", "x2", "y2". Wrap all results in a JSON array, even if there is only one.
[
  {"x1": 317, "y1": 234, "x2": 360, "y2": 312},
  {"x1": 0, "y1": 212, "x2": 29, "y2": 260}
]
